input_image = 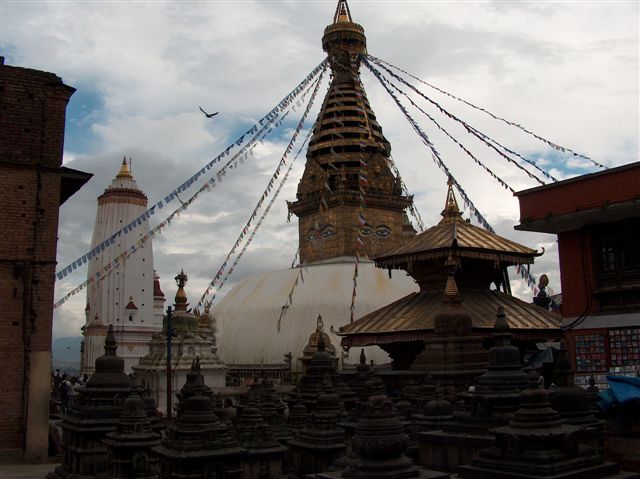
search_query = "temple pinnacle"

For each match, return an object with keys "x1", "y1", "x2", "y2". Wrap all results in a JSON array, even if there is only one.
[{"x1": 116, "y1": 156, "x2": 133, "y2": 180}]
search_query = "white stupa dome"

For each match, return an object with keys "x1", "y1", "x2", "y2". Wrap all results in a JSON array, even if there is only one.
[{"x1": 213, "y1": 257, "x2": 418, "y2": 369}]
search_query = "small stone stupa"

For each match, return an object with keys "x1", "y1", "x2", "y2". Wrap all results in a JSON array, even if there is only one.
[
  {"x1": 153, "y1": 390, "x2": 245, "y2": 478},
  {"x1": 550, "y1": 341, "x2": 603, "y2": 454},
  {"x1": 300, "y1": 315, "x2": 338, "y2": 371},
  {"x1": 410, "y1": 267, "x2": 488, "y2": 400},
  {"x1": 103, "y1": 392, "x2": 161, "y2": 479},
  {"x1": 133, "y1": 270, "x2": 227, "y2": 414},
  {"x1": 236, "y1": 396, "x2": 287, "y2": 479},
  {"x1": 49, "y1": 325, "x2": 132, "y2": 479},
  {"x1": 457, "y1": 372, "x2": 639, "y2": 479},
  {"x1": 313, "y1": 394, "x2": 449, "y2": 479},
  {"x1": 418, "y1": 306, "x2": 528, "y2": 472},
  {"x1": 244, "y1": 381, "x2": 292, "y2": 445},
  {"x1": 294, "y1": 330, "x2": 356, "y2": 413},
  {"x1": 289, "y1": 377, "x2": 347, "y2": 478}
]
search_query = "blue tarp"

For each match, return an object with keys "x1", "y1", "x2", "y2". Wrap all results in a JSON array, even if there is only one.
[{"x1": 599, "y1": 375, "x2": 640, "y2": 413}]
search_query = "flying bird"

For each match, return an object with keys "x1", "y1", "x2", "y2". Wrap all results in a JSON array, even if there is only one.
[{"x1": 199, "y1": 106, "x2": 219, "y2": 118}]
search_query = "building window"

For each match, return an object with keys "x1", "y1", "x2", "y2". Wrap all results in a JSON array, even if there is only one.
[{"x1": 593, "y1": 219, "x2": 640, "y2": 312}]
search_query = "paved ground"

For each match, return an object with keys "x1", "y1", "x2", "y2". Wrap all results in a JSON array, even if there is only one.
[{"x1": 0, "y1": 463, "x2": 58, "y2": 479}]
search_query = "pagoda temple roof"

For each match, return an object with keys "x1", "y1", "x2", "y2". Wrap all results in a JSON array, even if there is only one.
[
  {"x1": 338, "y1": 290, "x2": 561, "y2": 347},
  {"x1": 375, "y1": 181, "x2": 540, "y2": 269}
]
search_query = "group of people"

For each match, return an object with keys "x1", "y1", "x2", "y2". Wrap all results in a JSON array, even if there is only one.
[{"x1": 51, "y1": 369, "x2": 89, "y2": 415}]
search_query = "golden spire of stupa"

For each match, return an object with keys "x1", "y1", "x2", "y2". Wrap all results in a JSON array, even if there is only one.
[
  {"x1": 440, "y1": 177, "x2": 463, "y2": 224},
  {"x1": 333, "y1": 0, "x2": 353, "y2": 23},
  {"x1": 116, "y1": 156, "x2": 133, "y2": 180}
]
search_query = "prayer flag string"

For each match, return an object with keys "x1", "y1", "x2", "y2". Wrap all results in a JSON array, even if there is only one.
[
  {"x1": 363, "y1": 56, "x2": 495, "y2": 233},
  {"x1": 374, "y1": 67, "x2": 517, "y2": 194},
  {"x1": 366, "y1": 57, "x2": 547, "y2": 186},
  {"x1": 364, "y1": 56, "x2": 542, "y2": 294},
  {"x1": 197, "y1": 66, "x2": 327, "y2": 311},
  {"x1": 55, "y1": 59, "x2": 328, "y2": 281},
  {"x1": 369, "y1": 55, "x2": 604, "y2": 169},
  {"x1": 386, "y1": 155, "x2": 425, "y2": 232},
  {"x1": 53, "y1": 67, "x2": 326, "y2": 309}
]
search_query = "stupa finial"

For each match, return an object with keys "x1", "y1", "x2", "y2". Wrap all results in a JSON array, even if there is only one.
[
  {"x1": 174, "y1": 269, "x2": 189, "y2": 311},
  {"x1": 494, "y1": 305, "x2": 509, "y2": 331},
  {"x1": 104, "y1": 324, "x2": 117, "y2": 356},
  {"x1": 316, "y1": 315, "x2": 326, "y2": 352},
  {"x1": 443, "y1": 255, "x2": 461, "y2": 304},
  {"x1": 333, "y1": 0, "x2": 353, "y2": 23},
  {"x1": 440, "y1": 177, "x2": 463, "y2": 223},
  {"x1": 116, "y1": 156, "x2": 133, "y2": 179}
]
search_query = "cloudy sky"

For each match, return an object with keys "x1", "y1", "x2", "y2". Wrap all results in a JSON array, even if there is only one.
[{"x1": 2, "y1": 1, "x2": 638, "y2": 339}]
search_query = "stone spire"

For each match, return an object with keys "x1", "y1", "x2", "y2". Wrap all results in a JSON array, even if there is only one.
[{"x1": 288, "y1": 0, "x2": 413, "y2": 263}]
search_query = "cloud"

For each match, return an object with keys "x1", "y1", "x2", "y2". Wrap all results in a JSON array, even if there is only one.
[{"x1": 2, "y1": 1, "x2": 636, "y2": 338}]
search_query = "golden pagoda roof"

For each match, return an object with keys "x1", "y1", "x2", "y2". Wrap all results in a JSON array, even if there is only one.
[
  {"x1": 338, "y1": 290, "x2": 561, "y2": 346},
  {"x1": 376, "y1": 181, "x2": 540, "y2": 268}
]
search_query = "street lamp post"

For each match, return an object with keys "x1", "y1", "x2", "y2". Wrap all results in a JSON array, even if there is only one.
[{"x1": 165, "y1": 305, "x2": 174, "y2": 419}]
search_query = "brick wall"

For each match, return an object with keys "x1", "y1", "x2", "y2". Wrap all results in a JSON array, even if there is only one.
[
  {"x1": 517, "y1": 163, "x2": 640, "y2": 224},
  {"x1": 0, "y1": 59, "x2": 74, "y2": 458}
]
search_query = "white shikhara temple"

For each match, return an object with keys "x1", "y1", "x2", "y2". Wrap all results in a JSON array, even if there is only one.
[{"x1": 81, "y1": 158, "x2": 165, "y2": 374}]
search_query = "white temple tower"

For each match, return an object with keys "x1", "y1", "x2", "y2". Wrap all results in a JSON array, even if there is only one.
[{"x1": 81, "y1": 158, "x2": 164, "y2": 374}]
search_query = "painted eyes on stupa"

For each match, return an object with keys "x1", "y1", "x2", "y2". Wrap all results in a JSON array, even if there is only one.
[
  {"x1": 360, "y1": 225, "x2": 391, "y2": 237},
  {"x1": 321, "y1": 226, "x2": 335, "y2": 238},
  {"x1": 307, "y1": 224, "x2": 336, "y2": 242},
  {"x1": 376, "y1": 226, "x2": 391, "y2": 237}
]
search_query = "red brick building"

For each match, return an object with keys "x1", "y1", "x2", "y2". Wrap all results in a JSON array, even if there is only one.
[
  {"x1": 515, "y1": 162, "x2": 640, "y2": 386},
  {"x1": 0, "y1": 57, "x2": 91, "y2": 460}
]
